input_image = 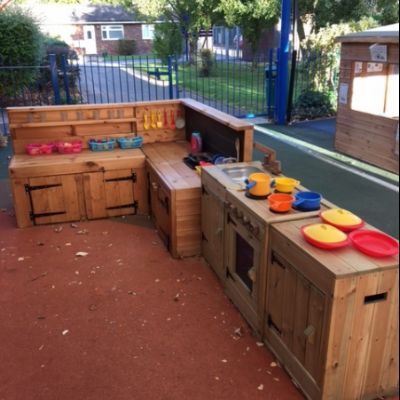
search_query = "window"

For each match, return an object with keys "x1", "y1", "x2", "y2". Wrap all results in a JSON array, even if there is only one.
[
  {"x1": 351, "y1": 61, "x2": 399, "y2": 118},
  {"x1": 101, "y1": 25, "x2": 124, "y2": 41},
  {"x1": 142, "y1": 24, "x2": 155, "y2": 40}
]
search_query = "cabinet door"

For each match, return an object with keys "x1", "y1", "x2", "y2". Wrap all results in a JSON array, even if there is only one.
[
  {"x1": 266, "y1": 251, "x2": 326, "y2": 385},
  {"x1": 26, "y1": 175, "x2": 81, "y2": 225},
  {"x1": 201, "y1": 184, "x2": 225, "y2": 281},
  {"x1": 148, "y1": 168, "x2": 171, "y2": 250},
  {"x1": 84, "y1": 169, "x2": 137, "y2": 220}
]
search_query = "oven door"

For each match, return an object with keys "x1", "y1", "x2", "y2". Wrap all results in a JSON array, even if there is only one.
[{"x1": 225, "y1": 210, "x2": 261, "y2": 332}]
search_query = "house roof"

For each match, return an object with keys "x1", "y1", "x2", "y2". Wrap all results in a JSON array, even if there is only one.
[
  {"x1": 337, "y1": 24, "x2": 399, "y2": 44},
  {"x1": 23, "y1": 2, "x2": 142, "y2": 25}
]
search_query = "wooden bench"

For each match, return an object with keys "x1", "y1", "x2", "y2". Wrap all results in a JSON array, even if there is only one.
[{"x1": 7, "y1": 99, "x2": 254, "y2": 258}]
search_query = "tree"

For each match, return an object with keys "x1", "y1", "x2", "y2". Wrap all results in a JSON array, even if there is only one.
[
  {"x1": 296, "y1": 0, "x2": 399, "y2": 39},
  {"x1": 0, "y1": 6, "x2": 43, "y2": 101},
  {"x1": 134, "y1": 0, "x2": 222, "y2": 61},
  {"x1": 153, "y1": 22, "x2": 183, "y2": 63},
  {"x1": 217, "y1": 0, "x2": 281, "y2": 61}
]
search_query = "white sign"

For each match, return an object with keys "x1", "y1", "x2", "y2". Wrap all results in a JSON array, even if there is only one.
[
  {"x1": 367, "y1": 62, "x2": 384, "y2": 73},
  {"x1": 339, "y1": 83, "x2": 349, "y2": 105},
  {"x1": 354, "y1": 62, "x2": 363, "y2": 75},
  {"x1": 369, "y1": 44, "x2": 388, "y2": 62}
]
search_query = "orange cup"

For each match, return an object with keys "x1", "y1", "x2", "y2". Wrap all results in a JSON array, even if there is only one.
[{"x1": 268, "y1": 193, "x2": 295, "y2": 213}]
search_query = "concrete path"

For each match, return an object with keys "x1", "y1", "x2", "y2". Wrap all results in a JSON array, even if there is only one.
[
  {"x1": 254, "y1": 126, "x2": 399, "y2": 238},
  {"x1": 77, "y1": 64, "x2": 172, "y2": 104}
]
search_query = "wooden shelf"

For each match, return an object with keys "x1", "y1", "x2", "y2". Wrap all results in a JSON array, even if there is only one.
[{"x1": 10, "y1": 118, "x2": 137, "y2": 129}]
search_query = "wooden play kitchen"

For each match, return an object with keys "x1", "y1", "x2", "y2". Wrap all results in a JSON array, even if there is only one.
[
  {"x1": 7, "y1": 99, "x2": 253, "y2": 258},
  {"x1": 7, "y1": 100, "x2": 399, "y2": 400}
]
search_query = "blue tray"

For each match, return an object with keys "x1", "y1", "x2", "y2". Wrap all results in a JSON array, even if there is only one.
[
  {"x1": 88, "y1": 139, "x2": 116, "y2": 152},
  {"x1": 117, "y1": 136, "x2": 144, "y2": 149}
]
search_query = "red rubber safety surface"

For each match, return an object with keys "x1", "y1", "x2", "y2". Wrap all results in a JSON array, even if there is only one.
[{"x1": 0, "y1": 213, "x2": 303, "y2": 400}]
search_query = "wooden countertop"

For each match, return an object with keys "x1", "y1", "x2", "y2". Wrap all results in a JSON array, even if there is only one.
[
  {"x1": 204, "y1": 162, "x2": 336, "y2": 225},
  {"x1": 142, "y1": 141, "x2": 201, "y2": 190},
  {"x1": 273, "y1": 217, "x2": 399, "y2": 276},
  {"x1": 9, "y1": 149, "x2": 145, "y2": 178}
]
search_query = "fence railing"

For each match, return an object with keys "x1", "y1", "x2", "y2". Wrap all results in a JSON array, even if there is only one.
[{"x1": 0, "y1": 49, "x2": 339, "y2": 135}]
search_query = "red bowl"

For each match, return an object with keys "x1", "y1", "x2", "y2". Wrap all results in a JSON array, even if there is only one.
[{"x1": 349, "y1": 230, "x2": 399, "y2": 258}]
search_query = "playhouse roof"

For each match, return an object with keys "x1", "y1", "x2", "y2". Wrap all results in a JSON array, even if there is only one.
[{"x1": 337, "y1": 24, "x2": 399, "y2": 44}]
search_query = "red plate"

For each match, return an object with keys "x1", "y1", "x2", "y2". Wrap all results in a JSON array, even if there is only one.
[
  {"x1": 349, "y1": 230, "x2": 399, "y2": 258},
  {"x1": 301, "y1": 226, "x2": 350, "y2": 250}
]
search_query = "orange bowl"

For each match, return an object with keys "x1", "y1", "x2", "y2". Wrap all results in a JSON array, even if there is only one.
[{"x1": 268, "y1": 194, "x2": 295, "y2": 213}]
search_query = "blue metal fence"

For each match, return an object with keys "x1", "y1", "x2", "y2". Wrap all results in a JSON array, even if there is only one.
[{"x1": 0, "y1": 49, "x2": 338, "y2": 135}]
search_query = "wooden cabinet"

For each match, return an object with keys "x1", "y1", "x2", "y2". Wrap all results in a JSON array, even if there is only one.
[
  {"x1": 201, "y1": 174, "x2": 225, "y2": 282},
  {"x1": 9, "y1": 149, "x2": 147, "y2": 228},
  {"x1": 22, "y1": 174, "x2": 82, "y2": 225},
  {"x1": 83, "y1": 169, "x2": 139, "y2": 219},
  {"x1": 143, "y1": 142, "x2": 202, "y2": 258},
  {"x1": 264, "y1": 218, "x2": 399, "y2": 400}
]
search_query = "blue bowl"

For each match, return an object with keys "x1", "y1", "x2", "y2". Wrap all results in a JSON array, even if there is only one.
[{"x1": 293, "y1": 191, "x2": 322, "y2": 211}]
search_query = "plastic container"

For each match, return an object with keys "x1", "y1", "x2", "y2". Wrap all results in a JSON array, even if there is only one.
[
  {"x1": 56, "y1": 140, "x2": 83, "y2": 154},
  {"x1": 26, "y1": 143, "x2": 55, "y2": 155},
  {"x1": 273, "y1": 177, "x2": 300, "y2": 194},
  {"x1": 268, "y1": 194, "x2": 295, "y2": 213},
  {"x1": 117, "y1": 136, "x2": 144, "y2": 149},
  {"x1": 191, "y1": 132, "x2": 202, "y2": 154},
  {"x1": 320, "y1": 209, "x2": 364, "y2": 232},
  {"x1": 302, "y1": 224, "x2": 350, "y2": 250},
  {"x1": 88, "y1": 138, "x2": 116, "y2": 152},
  {"x1": 293, "y1": 191, "x2": 322, "y2": 211},
  {"x1": 349, "y1": 230, "x2": 399, "y2": 258}
]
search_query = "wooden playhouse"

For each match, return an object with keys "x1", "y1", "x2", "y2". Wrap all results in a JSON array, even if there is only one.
[{"x1": 335, "y1": 24, "x2": 399, "y2": 174}]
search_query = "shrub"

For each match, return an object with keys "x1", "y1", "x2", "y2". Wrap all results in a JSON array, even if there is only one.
[
  {"x1": 117, "y1": 39, "x2": 137, "y2": 56},
  {"x1": 198, "y1": 49, "x2": 214, "y2": 77},
  {"x1": 0, "y1": 7, "x2": 43, "y2": 101},
  {"x1": 153, "y1": 22, "x2": 183, "y2": 64},
  {"x1": 294, "y1": 90, "x2": 336, "y2": 120}
]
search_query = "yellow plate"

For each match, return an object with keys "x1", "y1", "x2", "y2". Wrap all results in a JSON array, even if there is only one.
[
  {"x1": 303, "y1": 224, "x2": 348, "y2": 244},
  {"x1": 321, "y1": 209, "x2": 362, "y2": 227}
]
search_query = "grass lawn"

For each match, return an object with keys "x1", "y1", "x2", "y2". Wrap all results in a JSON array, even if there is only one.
[
  {"x1": 132, "y1": 60, "x2": 275, "y2": 116},
  {"x1": 177, "y1": 61, "x2": 274, "y2": 116}
]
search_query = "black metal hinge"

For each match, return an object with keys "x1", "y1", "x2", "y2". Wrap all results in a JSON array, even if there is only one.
[
  {"x1": 105, "y1": 173, "x2": 137, "y2": 183},
  {"x1": 25, "y1": 183, "x2": 62, "y2": 193},
  {"x1": 106, "y1": 201, "x2": 138, "y2": 214},
  {"x1": 30, "y1": 211, "x2": 66, "y2": 221}
]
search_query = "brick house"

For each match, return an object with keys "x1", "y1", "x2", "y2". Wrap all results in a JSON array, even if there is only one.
[{"x1": 25, "y1": 3, "x2": 157, "y2": 55}]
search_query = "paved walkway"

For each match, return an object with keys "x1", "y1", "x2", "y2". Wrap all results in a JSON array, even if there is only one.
[{"x1": 254, "y1": 121, "x2": 399, "y2": 238}]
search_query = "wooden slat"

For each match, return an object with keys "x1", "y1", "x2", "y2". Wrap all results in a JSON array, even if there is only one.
[
  {"x1": 340, "y1": 43, "x2": 399, "y2": 64},
  {"x1": 83, "y1": 172, "x2": 107, "y2": 220},
  {"x1": 292, "y1": 275, "x2": 310, "y2": 365},
  {"x1": 304, "y1": 286, "x2": 325, "y2": 385},
  {"x1": 281, "y1": 264, "x2": 297, "y2": 350},
  {"x1": 322, "y1": 278, "x2": 358, "y2": 399},
  {"x1": 9, "y1": 118, "x2": 137, "y2": 129}
]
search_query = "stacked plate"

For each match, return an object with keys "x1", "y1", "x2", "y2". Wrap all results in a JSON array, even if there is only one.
[{"x1": 301, "y1": 209, "x2": 399, "y2": 258}]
